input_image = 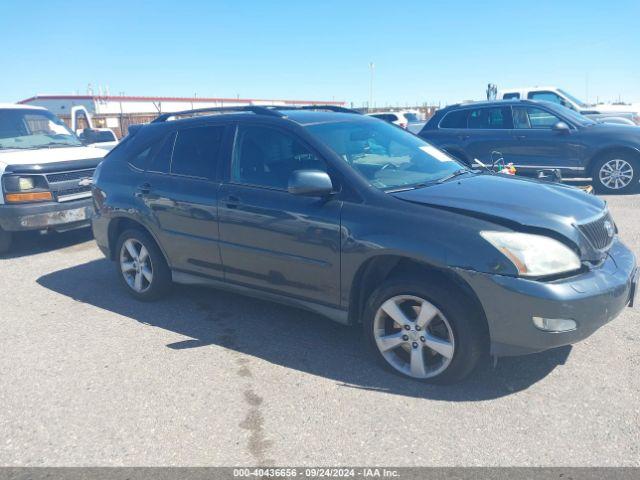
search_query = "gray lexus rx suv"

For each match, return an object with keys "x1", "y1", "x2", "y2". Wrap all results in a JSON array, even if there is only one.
[{"x1": 91, "y1": 106, "x2": 638, "y2": 383}]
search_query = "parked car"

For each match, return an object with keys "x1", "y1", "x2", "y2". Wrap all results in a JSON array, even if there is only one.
[
  {"x1": 497, "y1": 86, "x2": 640, "y2": 125},
  {"x1": 71, "y1": 106, "x2": 119, "y2": 151},
  {"x1": 0, "y1": 103, "x2": 106, "y2": 253},
  {"x1": 91, "y1": 105, "x2": 637, "y2": 383},
  {"x1": 418, "y1": 99, "x2": 640, "y2": 193},
  {"x1": 367, "y1": 110, "x2": 421, "y2": 130}
]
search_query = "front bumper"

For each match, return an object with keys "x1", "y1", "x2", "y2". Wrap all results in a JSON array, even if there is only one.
[
  {"x1": 457, "y1": 239, "x2": 637, "y2": 356},
  {"x1": 0, "y1": 198, "x2": 93, "y2": 232}
]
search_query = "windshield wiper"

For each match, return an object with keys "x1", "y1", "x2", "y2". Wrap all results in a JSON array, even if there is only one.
[
  {"x1": 437, "y1": 169, "x2": 469, "y2": 184},
  {"x1": 43, "y1": 142, "x2": 79, "y2": 148},
  {"x1": 385, "y1": 183, "x2": 429, "y2": 193}
]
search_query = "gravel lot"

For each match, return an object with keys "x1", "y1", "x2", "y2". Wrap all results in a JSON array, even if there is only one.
[{"x1": 1, "y1": 193, "x2": 639, "y2": 467}]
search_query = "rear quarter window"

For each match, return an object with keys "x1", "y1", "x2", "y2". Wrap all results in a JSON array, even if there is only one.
[{"x1": 439, "y1": 109, "x2": 468, "y2": 128}]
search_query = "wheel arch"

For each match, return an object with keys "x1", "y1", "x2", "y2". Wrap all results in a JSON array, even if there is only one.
[
  {"x1": 587, "y1": 145, "x2": 640, "y2": 176},
  {"x1": 348, "y1": 254, "x2": 489, "y2": 334},
  {"x1": 107, "y1": 216, "x2": 169, "y2": 265}
]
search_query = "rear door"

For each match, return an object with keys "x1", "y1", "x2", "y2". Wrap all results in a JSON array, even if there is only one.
[
  {"x1": 459, "y1": 106, "x2": 515, "y2": 165},
  {"x1": 510, "y1": 106, "x2": 580, "y2": 173},
  {"x1": 141, "y1": 123, "x2": 231, "y2": 278}
]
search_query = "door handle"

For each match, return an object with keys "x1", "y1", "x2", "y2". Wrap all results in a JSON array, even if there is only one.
[
  {"x1": 515, "y1": 134, "x2": 527, "y2": 140},
  {"x1": 457, "y1": 134, "x2": 470, "y2": 140},
  {"x1": 226, "y1": 195, "x2": 240, "y2": 209},
  {"x1": 135, "y1": 183, "x2": 152, "y2": 196}
]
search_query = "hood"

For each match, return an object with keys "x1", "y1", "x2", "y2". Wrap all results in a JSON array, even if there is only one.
[
  {"x1": 586, "y1": 122, "x2": 640, "y2": 138},
  {"x1": 392, "y1": 173, "x2": 609, "y2": 262},
  {"x1": 0, "y1": 146, "x2": 106, "y2": 169}
]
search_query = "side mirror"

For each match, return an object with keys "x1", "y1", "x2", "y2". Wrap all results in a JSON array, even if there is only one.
[
  {"x1": 288, "y1": 170, "x2": 333, "y2": 197},
  {"x1": 552, "y1": 121, "x2": 571, "y2": 133}
]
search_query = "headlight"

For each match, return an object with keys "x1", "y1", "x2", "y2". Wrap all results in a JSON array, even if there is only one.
[
  {"x1": 480, "y1": 231, "x2": 581, "y2": 277},
  {"x1": 18, "y1": 177, "x2": 35, "y2": 190},
  {"x1": 3, "y1": 175, "x2": 52, "y2": 203}
]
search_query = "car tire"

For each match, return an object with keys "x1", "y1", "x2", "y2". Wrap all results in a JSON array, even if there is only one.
[
  {"x1": 0, "y1": 226, "x2": 12, "y2": 254},
  {"x1": 592, "y1": 153, "x2": 640, "y2": 194},
  {"x1": 115, "y1": 228, "x2": 172, "y2": 301},
  {"x1": 363, "y1": 275, "x2": 487, "y2": 384}
]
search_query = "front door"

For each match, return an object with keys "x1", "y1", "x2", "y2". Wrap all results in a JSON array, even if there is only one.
[
  {"x1": 510, "y1": 106, "x2": 580, "y2": 173},
  {"x1": 218, "y1": 124, "x2": 342, "y2": 306}
]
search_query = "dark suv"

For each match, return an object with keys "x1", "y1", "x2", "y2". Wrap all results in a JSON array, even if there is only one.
[
  {"x1": 418, "y1": 99, "x2": 640, "y2": 193},
  {"x1": 92, "y1": 106, "x2": 637, "y2": 383}
]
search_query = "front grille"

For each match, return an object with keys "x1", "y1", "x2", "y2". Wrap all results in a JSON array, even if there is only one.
[
  {"x1": 46, "y1": 169, "x2": 95, "y2": 184},
  {"x1": 578, "y1": 212, "x2": 615, "y2": 251},
  {"x1": 56, "y1": 186, "x2": 91, "y2": 196}
]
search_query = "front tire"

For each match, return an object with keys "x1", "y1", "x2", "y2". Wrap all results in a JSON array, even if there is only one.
[
  {"x1": 592, "y1": 154, "x2": 640, "y2": 194},
  {"x1": 0, "y1": 227, "x2": 12, "y2": 254},
  {"x1": 115, "y1": 228, "x2": 172, "y2": 301},
  {"x1": 363, "y1": 276, "x2": 487, "y2": 384}
]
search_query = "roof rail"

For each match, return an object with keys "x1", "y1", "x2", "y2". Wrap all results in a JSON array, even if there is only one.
[
  {"x1": 299, "y1": 105, "x2": 362, "y2": 115},
  {"x1": 151, "y1": 105, "x2": 284, "y2": 123}
]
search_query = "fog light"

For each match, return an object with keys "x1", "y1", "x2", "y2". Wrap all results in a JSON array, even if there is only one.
[{"x1": 532, "y1": 317, "x2": 577, "y2": 332}]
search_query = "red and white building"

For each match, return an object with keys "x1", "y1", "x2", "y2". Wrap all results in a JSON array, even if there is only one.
[{"x1": 18, "y1": 94, "x2": 345, "y2": 137}]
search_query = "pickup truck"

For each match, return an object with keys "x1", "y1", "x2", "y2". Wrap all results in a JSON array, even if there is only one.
[
  {"x1": 0, "y1": 103, "x2": 106, "y2": 253},
  {"x1": 497, "y1": 86, "x2": 640, "y2": 125}
]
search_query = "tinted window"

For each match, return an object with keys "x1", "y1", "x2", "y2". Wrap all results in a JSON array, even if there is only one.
[
  {"x1": 439, "y1": 109, "x2": 468, "y2": 128},
  {"x1": 403, "y1": 113, "x2": 419, "y2": 122},
  {"x1": 528, "y1": 91, "x2": 564, "y2": 105},
  {"x1": 513, "y1": 107, "x2": 561, "y2": 129},
  {"x1": 467, "y1": 107, "x2": 511, "y2": 129},
  {"x1": 147, "y1": 131, "x2": 176, "y2": 174},
  {"x1": 502, "y1": 92, "x2": 520, "y2": 99},
  {"x1": 232, "y1": 125, "x2": 326, "y2": 189},
  {"x1": 171, "y1": 125, "x2": 224, "y2": 178}
]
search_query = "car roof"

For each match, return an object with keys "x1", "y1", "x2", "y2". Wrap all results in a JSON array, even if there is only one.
[
  {"x1": 0, "y1": 103, "x2": 47, "y2": 111},
  {"x1": 440, "y1": 99, "x2": 544, "y2": 111},
  {"x1": 150, "y1": 107, "x2": 368, "y2": 129}
]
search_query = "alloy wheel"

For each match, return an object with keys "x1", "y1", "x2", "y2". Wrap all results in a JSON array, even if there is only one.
[
  {"x1": 599, "y1": 159, "x2": 634, "y2": 190},
  {"x1": 120, "y1": 238, "x2": 154, "y2": 293},
  {"x1": 373, "y1": 295, "x2": 455, "y2": 379}
]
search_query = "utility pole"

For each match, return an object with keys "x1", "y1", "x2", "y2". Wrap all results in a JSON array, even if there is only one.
[{"x1": 369, "y1": 62, "x2": 375, "y2": 112}]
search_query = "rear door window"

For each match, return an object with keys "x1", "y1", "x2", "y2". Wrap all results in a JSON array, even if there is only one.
[
  {"x1": 502, "y1": 92, "x2": 520, "y2": 99},
  {"x1": 170, "y1": 125, "x2": 225, "y2": 179},
  {"x1": 467, "y1": 107, "x2": 512, "y2": 129}
]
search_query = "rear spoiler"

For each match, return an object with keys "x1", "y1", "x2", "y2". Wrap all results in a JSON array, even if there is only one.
[{"x1": 125, "y1": 123, "x2": 145, "y2": 137}]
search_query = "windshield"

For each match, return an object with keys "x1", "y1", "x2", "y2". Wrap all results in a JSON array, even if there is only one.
[
  {"x1": 544, "y1": 102, "x2": 597, "y2": 126},
  {"x1": 0, "y1": 109, "x2": 82, "y2": 150},
  {"x1": 558, "y1": 89, "x2": 588, "y2": 108},
  {"x1": 306, "y1": 119, "x2": 465, "y2": 190}
]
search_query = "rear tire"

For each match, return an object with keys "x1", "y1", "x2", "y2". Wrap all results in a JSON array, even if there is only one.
[
  {"x1": 115, "y1": 228, "x2": 172, "y2": 301},
  {"x1": 592, "y1": 153, "x2": 640, "y2": 194},
  {"x1": 363, "y1": 275, "x2": 487, "y2": 384},
  {"x1": 0, "y1": 227, "x2": 12, "y2": 254}
]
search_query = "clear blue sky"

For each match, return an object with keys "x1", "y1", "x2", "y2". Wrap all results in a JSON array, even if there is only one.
[{"x1": 1, "y1": 0, "x2": 638, "y2": 107}]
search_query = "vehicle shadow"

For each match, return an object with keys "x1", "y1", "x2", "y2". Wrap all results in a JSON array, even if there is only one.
[
  {"x1": 0, "y1": 228, "x2": 94, "y2": 260},
  {"x1": 37, "y1": 258, "x2": 572, "y2": 402}
]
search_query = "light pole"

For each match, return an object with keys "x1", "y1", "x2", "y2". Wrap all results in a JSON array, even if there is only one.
[{"x1": 369, "y1": 62, "x2": 375, "y2": 112}]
